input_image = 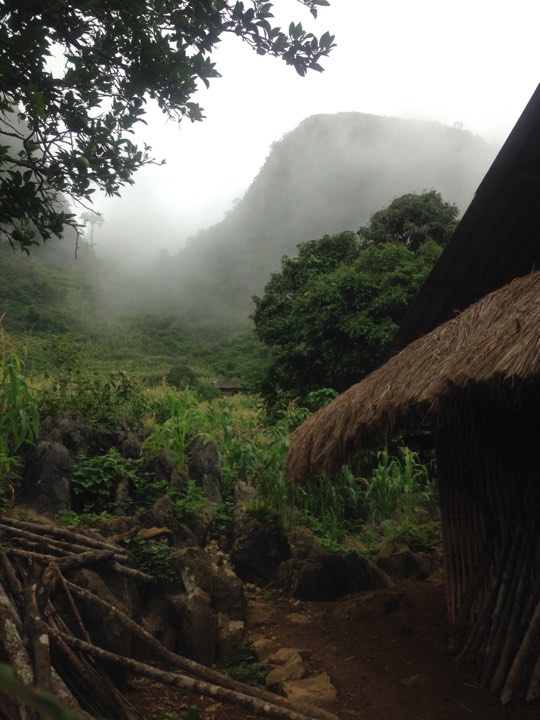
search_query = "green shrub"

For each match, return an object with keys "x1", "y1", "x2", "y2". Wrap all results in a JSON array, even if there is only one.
[
  {"x1": 295, "y1": 465, "x2": 365, "y2": 544},
  {"x1": 220, "y1": 640, "x2": 267, "y2": 688},
  {"x1": 39, "y1": 368, "x2": 149, "y2": 428},
  {"x1": 71, "y1": 448, "x2": 136, "y2": 512},
  {"x1": 165, "y1": 363, "x2": 198, "y2": 389},
  {"x1": 71, "y1": 447, "x2": 172, "y2": 514},
  {"x1": 0, "y1": 351, "x2": 39, "y2": 455},
  {"x1": 174, "y1": 478, "x2": 207, "y2": 521},
  {"x1": 124, "y1": 537, "x2": 174, "y2": 582}
]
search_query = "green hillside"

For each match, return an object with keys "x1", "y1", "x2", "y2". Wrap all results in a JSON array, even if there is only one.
[{"x1": 157, "y1": 113, "x2": 495, "y2": 317}]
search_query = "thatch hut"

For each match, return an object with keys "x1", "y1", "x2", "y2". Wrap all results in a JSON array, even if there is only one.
[{"x1": 287, "y1": 270, "x2": 540, "y2": 705}]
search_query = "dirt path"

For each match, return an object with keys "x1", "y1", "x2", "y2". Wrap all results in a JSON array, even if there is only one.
[
  {"x1": 131, "y1": 575, "x2": 539, "y2": 720},
  {"x1": 245, "y1": 577, "x2": 538, "y2": 720}
]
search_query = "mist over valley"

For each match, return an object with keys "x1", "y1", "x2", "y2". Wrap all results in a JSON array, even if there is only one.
[
  {"x1": 2, "y1": 111, "x2": 496, "y2": 385},
  {"x1": 122, "y1": 112, "x2": 495, "y2": 319}
]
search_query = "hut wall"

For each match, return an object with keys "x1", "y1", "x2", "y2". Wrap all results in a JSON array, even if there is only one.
[{"x1": 434, "y1": 386, "x2": 540, "y2": 703}]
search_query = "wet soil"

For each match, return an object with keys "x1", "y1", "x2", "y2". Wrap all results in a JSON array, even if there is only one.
[{"x1": 130, "y1": 574, "x2": 540, "y2": 720}]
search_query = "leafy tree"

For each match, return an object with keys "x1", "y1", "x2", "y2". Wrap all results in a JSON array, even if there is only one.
[
  {"x1": 358, "y1": 190, "x2": 458, "y2": 251},
  {"x1": 0, "y1": 0, "x2": 334, "y2": 250},
  {"x1": 253, "y1": 192, "x2": 456, "y2": 409}
]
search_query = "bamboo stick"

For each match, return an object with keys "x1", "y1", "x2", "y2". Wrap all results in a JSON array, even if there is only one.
[
  {"x1": 501, "y1": 600, "x2": 540, "y2": 705},
  {"x1": 490, "y1": 515, "x2": 536, "y2": 694},
  {"x1": 0, "y1": 518, "x2": 131, "y2": 559},
  {"x1": 49, "y1": 629, "x2": 326, "y2": 720},
  {"x1": 62, "y1": 578, "x2": 334, "y2": 720},
  {"x1": 480, "y1": 524, "x2": 524, "y2": 684}
]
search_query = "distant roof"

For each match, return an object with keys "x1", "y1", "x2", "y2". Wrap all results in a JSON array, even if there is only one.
[
  {"x1": 212, "y1": 381, "x2": 239, "y2": 390},
  {"x1": 390, "y1": 83, "x2": 540, "y2": 353}
]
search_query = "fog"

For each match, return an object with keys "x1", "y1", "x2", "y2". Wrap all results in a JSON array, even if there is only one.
[{"x1": 83, "y1": 0, "x2": 538, "y2": 268}]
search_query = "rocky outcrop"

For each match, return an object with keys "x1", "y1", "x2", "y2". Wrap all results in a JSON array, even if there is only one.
[
  {"x1": 138, "y1": 545, "x2": 246, "y2": 665},
  {"x1": 275, "y1": 530, "x2": 391, "y2": 601},
  {"x1": 16, "y1": 411, "x2": 437, "y2": 690},
  {"x1": 231, "y1": 512, "x2": 291, "y2": 583},
  {"x1": 376, "y1": 541, "x2": 440, "y2": 580},
  {"x1": 22, "y1": 441, "x2": 73, "y2": 515},
  {"x1": 187, "y1": 438, "x2": 223, "y2": 503},
  {"x1": 39, "y1": 412, "x2": 117, "y2": 455},
  {"x1": 139, "y1": 495, "x2": 199, "y2": 548}
]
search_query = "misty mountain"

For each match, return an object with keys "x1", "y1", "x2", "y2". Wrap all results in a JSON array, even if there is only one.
[
  {"x1": 2, "y1": 112, "x2": 496, "y2": 344},
  {"x1": 153, "y1": 112, "x2": 495, "y2": 320}
]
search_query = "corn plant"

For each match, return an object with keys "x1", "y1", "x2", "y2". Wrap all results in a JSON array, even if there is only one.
[
  {"x1": 362, "y1": 447, "x2": 429, "y2": 522},
  {"x1": 142, "y1": 390, "x2": 212, "y2": 471},
  {"x1": 295, "y1": 466, "x2": 364, "y2": 543},
  {"x1": 0, "y1": 351, "x2": 39, "y2": 509},
  {"x1": 0, "y1": 352, "x2": 39, "y2": 454}
]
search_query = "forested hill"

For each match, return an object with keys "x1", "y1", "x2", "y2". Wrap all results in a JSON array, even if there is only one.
[{"x1": 155, "y1": 113, "x2": 495, "y2": 318}]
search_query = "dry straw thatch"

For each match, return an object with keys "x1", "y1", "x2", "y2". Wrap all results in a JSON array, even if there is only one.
[{"x1": 287, "y1": 270, "x2": 540, "y2": 483}]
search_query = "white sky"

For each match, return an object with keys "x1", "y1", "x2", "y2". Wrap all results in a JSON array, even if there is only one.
[{"x1": 91, "y1": 0, "x2": 540, "y2": 261}]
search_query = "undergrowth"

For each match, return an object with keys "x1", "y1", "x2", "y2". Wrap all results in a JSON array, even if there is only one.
[
  {"x1": 124, "y1": 537, "x2": 175, "y2": 582},
  {"x1": 2, "y1": 333, "x2": 440, "y2": 553},
  {"x1": 220, "y1": 640, "x2": 268, "y2": 688}
]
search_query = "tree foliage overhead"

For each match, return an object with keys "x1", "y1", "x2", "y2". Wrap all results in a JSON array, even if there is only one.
[
  {"x1": 0, "y1": 0, "x2": 334, "y2": 250},
  {"x1": 252, "y1": 191, "x2": 456, "y2": 409}
]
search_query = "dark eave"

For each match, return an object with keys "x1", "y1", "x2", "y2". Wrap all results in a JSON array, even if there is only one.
[{"x1": 390, "y1": 83, "x2": 540, "y2": 353}]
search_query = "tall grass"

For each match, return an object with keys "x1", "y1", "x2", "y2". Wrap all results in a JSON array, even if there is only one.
[
  {"x1": 0, "y1": 333, "x2": 40, "y2": 509},
  {"x1": 362, "y1": 447, "x2": 430, "y2": 522},
  {"x1": 294, "y1": 466, "x2": 364, "y2": 544},
  {"x1": 11, "y1": 335, "x2": 438, "y2": 549},
  {"x1": 143, "y1": 390, "x2": 212, "y2": 470}
]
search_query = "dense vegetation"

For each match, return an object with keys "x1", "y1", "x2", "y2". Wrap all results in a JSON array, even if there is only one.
[
  {"x1": 0, "y1": 328, "x2": 439, "y2": 553},
  {"x1": 252, "y1": 191, "x2": 455, "y2": 408},
  {"x1": 1, "y1": 180, "x2": 447, "y2": 720},
  {"x1": 0, "y1": 189, "x2": 450, "y2": 561}
]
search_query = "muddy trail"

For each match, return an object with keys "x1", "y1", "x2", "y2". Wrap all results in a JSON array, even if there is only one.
[{"x1": 130, "y1": 574, "x2": 540, "y2": 720}]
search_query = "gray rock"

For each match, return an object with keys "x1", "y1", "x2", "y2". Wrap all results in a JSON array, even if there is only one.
[
  {"x1": 141, "y1": 591, "x2": 179, "y2": 652},
  {"x1": 140, "y1": 452, "x2": 185, "y2": 493},
  {"x1": 377, "y1": 541, "x2": 436, "y2": 580},
  {"x1": 170, "y1": 547, "x2": 216, "y2": 594},
  {"x1": 187, "y1": 438, "x2": 223, "y2": 503},
  {"x1": 233, "y1": 482, "x2": 259, "y2": 512},
  {"x1": 139, "y1": 495, "x2": 197, "y2": 548},
  {"x1": 174, "y1": 588, "x2": 219, "y2": 665},
  {"x1": 70, "y1": 567, "x2": 139, "y2": 655},
  {"x1": 22, "y1": 441, "x2": 73, "y2": 515},
  {"x1": 142, "y1": 585, "x2": 220, "y2": 665},
  {"x1": 183, "y1": 504, "x2": 216, "y2": 547},
  {"x1": 276, "y1": 529, "x2": 390, "y2": 600},
  {"x1": 40, "y1": 412, "x2": 116, "y2": 455},
  {"x1": 266, "y1": 649, "x2": 307, "y2": 686},
  {"x1": 69, "y1": 567, "x2": 139, "y2": 689},
  {"x1": 114, "y1": 476, "x2": 132, "y2": 507},
  {"x1": 231, "y1": 513, "x2": 291, "y2": 583},
  {"x1": 216, "y1": 613, "x2": 245, "y2": 661},
  {"x1": 251, "y1": 637, "x2": 280, "y2": 662},
  {"x1": 118, "y1": 432, "x2": 142, "y2": 459},
  {"x1": 170, "y1": 547, "x2": 246, "y2": 619},
  {"x1": 282, "y1": 672, "x2": 338, "y2": 706},
  {"x1": 213, "y1": 559, "x2": 246, "y2": 619}
]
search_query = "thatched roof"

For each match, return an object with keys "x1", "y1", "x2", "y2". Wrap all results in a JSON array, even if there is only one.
[
  {"x1": 390, "y1": 83, "x2": 540, "y2": 353},
  {"x1": 287, "y1": 270, "x2": 540, "y2": 483}
]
